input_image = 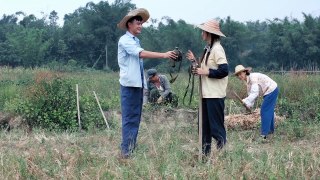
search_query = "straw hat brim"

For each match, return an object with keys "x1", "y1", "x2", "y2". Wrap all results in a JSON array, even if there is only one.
[
  {"x1": 234, "y1": 67, "x2": 252, "y2": 75},
  {"x1": 117, "y1": 8, "x2": 150, "y2": 30},
  {"x1": 197, "y1": 24, "x2": 226, "y2": 37}
]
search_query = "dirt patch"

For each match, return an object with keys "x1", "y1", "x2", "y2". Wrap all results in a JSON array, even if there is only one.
[
  {"x1": 108, "y1": 107, "x2": 286, "y2": 130},
  {"x1": 0, "y1": 112, "x2": 28, "y2": 131},
  {"x1": 142, "y1": 108, "x2": 197, "y2": 123},
  {"x1": 1, "y1": 107, "x2": 285, "y2": 131}
]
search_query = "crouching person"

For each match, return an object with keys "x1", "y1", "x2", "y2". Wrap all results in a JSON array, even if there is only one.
[{"x1": 145, "y1": 69, "x2": 178, "y2": 107}]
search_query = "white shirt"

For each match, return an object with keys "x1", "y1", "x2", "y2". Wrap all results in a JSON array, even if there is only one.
[{"x1": 243, "y1": 73, "x2": 277, "y2": 108}]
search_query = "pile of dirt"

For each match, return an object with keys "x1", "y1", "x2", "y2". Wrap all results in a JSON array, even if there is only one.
[{"x1": 0, "y1": 112, "x2": 27, "y2": 131}]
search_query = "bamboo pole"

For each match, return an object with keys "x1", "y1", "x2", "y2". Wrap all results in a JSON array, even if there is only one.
[
  {"x1": 93, "y1": 91, "x2": 110, "y2": 129},
  {"x1": 198, "y1": 76, "x2": 203, "y2": 161},
  {"x1": 76, "y1": 84, "x2": 81, "y2": 130}
]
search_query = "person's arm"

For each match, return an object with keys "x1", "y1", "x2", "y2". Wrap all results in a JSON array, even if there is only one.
[
  {"x1": 160, "y1": 75, "x2": 171, "y2": 98},
  {"x1": 208, "y1": 46, "x2": 229, "y2": 78},
  {"x1": 143, "y1": 88, "x2": 149, "y2": 104},
  {"x1": 140, "y1": 50, "x2": 177, "y2": 59},
  {"x1": 208, "y1": 63, "x2": 229, "y2": 79},
  {"x1": 186, "y1": 50, "x2": 197, "y2": 61},
  {"x1": 243, "y1": 84, "x2": 259, "y2": 108}
]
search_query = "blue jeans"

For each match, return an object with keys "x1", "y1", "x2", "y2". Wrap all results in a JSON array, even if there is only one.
[
  {"x1": 120, "y1": 85, "x2": 143, "y2": 155},
  {"x1": 261, "y1": 87, "x2": 279, "y2": 136}
]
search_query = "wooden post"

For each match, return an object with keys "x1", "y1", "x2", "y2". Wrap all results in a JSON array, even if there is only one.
[
  {"x1": 198, "y1": 76, "x2": 203, "y2": 161},
  {"x1": 76, "y1": 84, "x2": 81, "y2": 130},
  {"x1": 93, "y1": 91, "x2": 110, "y2": 129},
  {"x1": 105, "y1": 45, "x2": 108, "y2": 69}
]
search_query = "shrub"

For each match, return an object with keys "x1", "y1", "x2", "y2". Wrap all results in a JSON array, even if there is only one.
[
  {"x1": 11, "y1": 73, "x2": 78, "y2": 130},
  {"x1": 79, "y1": 94, "x2": 106, "y2": 131}
]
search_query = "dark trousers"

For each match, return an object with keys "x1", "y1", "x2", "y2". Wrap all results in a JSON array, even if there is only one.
[
  {"x1": 201, "y1": 98, "x2": 226, "y2": 155},
  {"x1": 149, "y1": 89, "x2": 178, "y2": 107},
  {"x1": 120, "y1": 85, "x2": 143, "y2": 155}
]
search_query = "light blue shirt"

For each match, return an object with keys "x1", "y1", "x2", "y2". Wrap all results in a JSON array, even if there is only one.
[{"x1": 118, "y1": 31, "x2": 147, "y2": 88}]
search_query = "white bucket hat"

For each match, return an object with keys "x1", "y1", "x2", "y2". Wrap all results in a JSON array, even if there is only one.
[
  {"x1": 117, "y1": 8, "x2": 150, "y2": 30},
  {"x1": 197, "y1": 19, "x2": 226, "y2": 37},
  {"x1": 234, "y1": 65, "x2": 252, "y2": 75}
]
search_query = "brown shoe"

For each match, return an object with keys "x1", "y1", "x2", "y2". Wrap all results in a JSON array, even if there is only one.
[{"x1": 119, "y1": 153, "x2": 130, "y2": 159}]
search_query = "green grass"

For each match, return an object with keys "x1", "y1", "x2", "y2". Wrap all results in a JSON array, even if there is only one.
[{"x1": 0, "y1": 68, "x2": 319, "y2": 179}]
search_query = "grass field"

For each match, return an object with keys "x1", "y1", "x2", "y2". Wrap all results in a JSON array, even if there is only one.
[{"x1": 0, "y1": 67, "x2": 319, "y2": 179}]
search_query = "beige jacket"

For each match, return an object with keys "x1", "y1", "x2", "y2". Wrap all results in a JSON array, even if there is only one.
[{"x1": 201, "y1": 41, "x2": 228, "y2": 98}]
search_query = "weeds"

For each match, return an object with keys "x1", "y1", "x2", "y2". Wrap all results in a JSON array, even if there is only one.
[{"x1": 0, "y1": 68, "x2": 319, "y2": 178}]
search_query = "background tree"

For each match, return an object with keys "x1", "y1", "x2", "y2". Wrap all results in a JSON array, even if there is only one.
[{"x1": 0, "y1": 0, "x2": 319, "y2": 70}]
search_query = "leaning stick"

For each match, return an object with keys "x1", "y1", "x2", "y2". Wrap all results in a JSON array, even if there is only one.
[
  {"x1": 232, "y1": 91, "x2": 252, "y2": 113},
  {"x1": 93, "y1": 91, "x2": 110, "y2": 129},
  {"x1": 76, "y1": 84, "x2": 81, "y2": 130},
  {"x1": 198, "y1": 76, "x2": 203, "y2": 161}
]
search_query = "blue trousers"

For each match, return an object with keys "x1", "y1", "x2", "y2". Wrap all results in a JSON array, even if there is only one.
[
  {"x1": 120, "y1": 85, "x2": 143, "y2": 155},
  {"x1": 261, "y1": 87, "x2": 279, "y2": 136},
  {"x1": 201, "y1": 98, "x2": 226, "y2": 155}
]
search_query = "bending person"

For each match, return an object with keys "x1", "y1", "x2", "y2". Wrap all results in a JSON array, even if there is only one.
[{"x1": 234, "y1": 65, "x2": 279, "y2": 139}]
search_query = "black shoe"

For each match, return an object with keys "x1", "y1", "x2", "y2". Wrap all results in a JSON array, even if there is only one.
[{"x1": 259, "y1": 135, "x2": 268, "y2": 143}]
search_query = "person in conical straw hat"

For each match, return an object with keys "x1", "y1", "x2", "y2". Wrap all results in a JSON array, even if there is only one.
[
  {"x1": 234, "y1": 65, "x2": 279, "y2": 140},
  {"x1": 117, "y1": 8, "x2": 177, "y2": 159},
  {"x1": 186, "y1": 19, "x2": 229, "y2": 157}
]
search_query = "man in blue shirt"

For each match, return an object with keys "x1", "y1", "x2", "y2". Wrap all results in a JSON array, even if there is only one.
[{"x1": 117, "y1": 8, "x2": 177, "y2": 158}]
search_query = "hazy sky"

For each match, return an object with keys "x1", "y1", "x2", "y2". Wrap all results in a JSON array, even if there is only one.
[{"x1": 1, "y1": 0, "x2": 319, "y2": 26}]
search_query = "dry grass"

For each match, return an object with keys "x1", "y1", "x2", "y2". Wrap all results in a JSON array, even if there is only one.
[
  {"x1": 0, "y1": 69, "x2": 319, "y2": 179},
  {"x1": 0, "y1": 108, "x2": 319, "y2": 179}
]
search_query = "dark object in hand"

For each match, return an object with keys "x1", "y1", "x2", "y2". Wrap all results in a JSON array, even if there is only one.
[
  {"x1": 172, "y1": 47, "x2": 183, "y2": 62},
  {"x1": 191, "y1": 59, "x2": 199, "y2": 75}
]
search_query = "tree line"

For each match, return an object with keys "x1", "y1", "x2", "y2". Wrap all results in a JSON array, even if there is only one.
[{"x1": 0, "y1": 0, "x2": 319, "y2": 71}]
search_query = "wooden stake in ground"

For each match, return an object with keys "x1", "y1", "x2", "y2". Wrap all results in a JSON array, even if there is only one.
[
  {"x1": 93, "y1": 91, "x2": 110, "y2": 129},
  {"x1": 76, "y1": 84, "x2": 81, "y2": 130},
  {"x1": 198, "y1": 76, "x2": 203, "y2": 161}
]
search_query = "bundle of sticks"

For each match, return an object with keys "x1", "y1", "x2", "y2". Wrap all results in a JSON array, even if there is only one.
[{"x1": 225, "y1": 109, "x2": 285, "y2": 130}]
